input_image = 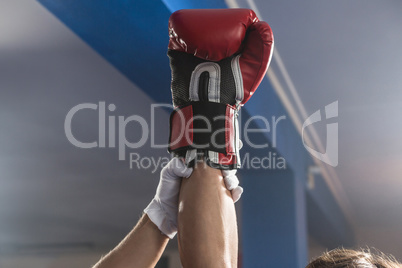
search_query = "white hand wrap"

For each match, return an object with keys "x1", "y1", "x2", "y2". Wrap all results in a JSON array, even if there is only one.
[
  {"x1": 144, "y1": 158, "x2": 192, "y2": 239},
  {"x1": 222, "y1": 170, "x2": 243, "y2": 203}
]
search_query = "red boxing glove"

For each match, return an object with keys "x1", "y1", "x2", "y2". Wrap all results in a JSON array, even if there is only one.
[{"x1": 167, "y1": 9, "x2": 274, "y2": 169}]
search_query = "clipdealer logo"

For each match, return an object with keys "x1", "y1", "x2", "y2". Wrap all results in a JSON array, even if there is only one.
[
  {"x1": 302, "y1": 101, "x2": 338, "y2": 167},
  {"x1": 64, "y1": 102, "x2": 172, "y2": 161},
  {"x1": 64, "y1": 101, "x2": 287, "y2": 170}
]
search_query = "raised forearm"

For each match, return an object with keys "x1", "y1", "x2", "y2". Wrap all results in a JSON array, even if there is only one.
[
  {"x1": 177, "y1": 162, "x2": 238, "y2": 268},
  {"x1": 93, "y1": 214, "x2": 169, "y2": 268}
]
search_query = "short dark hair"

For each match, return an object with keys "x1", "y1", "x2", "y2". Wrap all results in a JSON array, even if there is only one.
[{"x1": 306, "y1": 248, "x2": 402, "y2": 268}]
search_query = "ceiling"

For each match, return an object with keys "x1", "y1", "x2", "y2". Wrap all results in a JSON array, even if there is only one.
[{"x1": 0, "y1": 0, "x2": 401, "y2": 260}]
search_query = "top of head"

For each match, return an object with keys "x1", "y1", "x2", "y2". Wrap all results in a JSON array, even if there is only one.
[{"x1": 168, "y1": 9, "x2": 259, "y2": 62}]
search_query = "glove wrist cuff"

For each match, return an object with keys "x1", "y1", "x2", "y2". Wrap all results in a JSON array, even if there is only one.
[{"x1": 168, "y1": 102, "x2": 240, "y2": 169}]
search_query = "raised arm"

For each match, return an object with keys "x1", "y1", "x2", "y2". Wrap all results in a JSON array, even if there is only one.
[
  {"x1": 93, "y1": 214, "x2": 168, "y2": 268},
  {"x1": 92, "y1": 158, "x2": 192, "y2": 268},
  {"x1": 167, "y1": 9, "x2": 273, "y2": 268}
]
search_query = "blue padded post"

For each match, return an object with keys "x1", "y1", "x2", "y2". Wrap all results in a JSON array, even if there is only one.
[{"x1": 241, "y1": 167, "x2": 308, "y2": 267}]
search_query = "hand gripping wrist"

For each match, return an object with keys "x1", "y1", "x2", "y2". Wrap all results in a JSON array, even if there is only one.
[
  {"x1": 144, "y1": 158, "x2": 244, "y2": 238},
  {"x1": 144, "y1": 158, "x2": 192, "y2": 239}
]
